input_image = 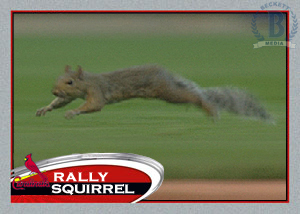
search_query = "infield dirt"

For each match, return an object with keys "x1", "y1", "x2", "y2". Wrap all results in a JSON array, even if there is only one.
[{"x1": 147, "y1": 180, "x2": 286, "y2": 200}]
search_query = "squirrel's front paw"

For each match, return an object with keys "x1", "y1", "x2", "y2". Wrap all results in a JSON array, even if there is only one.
[
  {"x1": 65, "y1": 110, "x2": 77, "y2": 119},
  {"x1": 36, "y1": 106, "x2": 52, "y2": 117}
]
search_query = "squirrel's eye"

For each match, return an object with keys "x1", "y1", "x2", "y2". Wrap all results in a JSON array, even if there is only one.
[{"x1": 67, "y1": 80, "x2": 73, "y2": 85}]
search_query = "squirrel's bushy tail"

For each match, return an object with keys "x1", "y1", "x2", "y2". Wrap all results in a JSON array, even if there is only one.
[{"x1": 202, "y1": 87, "x2": 272, "y2": 121}]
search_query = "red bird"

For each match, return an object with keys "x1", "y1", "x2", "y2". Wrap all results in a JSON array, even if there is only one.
[{"x1": 24, "y1": 154, "x2": 48, "y2": 182}]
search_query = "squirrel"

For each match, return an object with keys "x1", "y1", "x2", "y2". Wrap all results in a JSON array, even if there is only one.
[{"x1": 36, "y1": 65, "x2": 271, "y2": 121}]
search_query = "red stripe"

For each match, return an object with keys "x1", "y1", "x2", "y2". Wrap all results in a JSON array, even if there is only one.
[
  {"x1": 10, "y1": 11, "x2": 14, "y2": 171},
  {"x1": 10, "y1": 10, "x2": 281, "y2": 13},
  {"x1": 286, "y1": 10, "x2": 290, "y2": 203}
]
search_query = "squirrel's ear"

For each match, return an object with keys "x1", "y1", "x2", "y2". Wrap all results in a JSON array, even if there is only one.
[
  {"x1": 65, "y1": 65, "x2": 72, "y2": 74},
  {"x1": 76, "y1": 65, "x2": 84, "y2": 80}
]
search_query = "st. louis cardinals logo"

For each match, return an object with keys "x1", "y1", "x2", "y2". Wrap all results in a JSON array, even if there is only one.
[
  {"x1": 24, "y1": 154, "x2": 48, "y2": 182},
  {"x1": 12, "y1": 154, "x2": 50, "y2": 190}
]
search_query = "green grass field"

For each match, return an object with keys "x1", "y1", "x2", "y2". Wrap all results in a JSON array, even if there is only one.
[{"x1": 13, "y1": 34, "x2": 286, "y2": 179}]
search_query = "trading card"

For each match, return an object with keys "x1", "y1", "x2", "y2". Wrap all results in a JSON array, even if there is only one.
[{"x1": 9, "y1": 5, "x2": 292, "y2": 206}]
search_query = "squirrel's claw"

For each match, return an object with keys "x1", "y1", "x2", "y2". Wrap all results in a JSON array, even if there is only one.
[
  {"x1": 36, "y1": 106, "x2": 52, "y2": 117},
  {"x1": 36, "y1": 108, "x2": 45, "y2": 117}
]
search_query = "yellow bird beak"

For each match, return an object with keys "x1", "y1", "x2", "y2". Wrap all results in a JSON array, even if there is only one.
[{"x1": 24, "y1": 158, "x2": 27, "y2": 160}]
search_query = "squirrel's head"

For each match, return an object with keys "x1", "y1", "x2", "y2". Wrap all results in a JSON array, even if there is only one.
[{"x1": 52, "y1": 65, "x2": 87, "y2": 99}]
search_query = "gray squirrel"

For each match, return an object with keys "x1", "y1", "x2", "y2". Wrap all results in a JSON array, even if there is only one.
[{"x1": 36, "y1": 65, "x2": 271, "y2": 121}]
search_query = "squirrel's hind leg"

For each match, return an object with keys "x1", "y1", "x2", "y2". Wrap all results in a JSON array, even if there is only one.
[{"x1": 158, "y1": 87, "x2": 218, "y2": 119}]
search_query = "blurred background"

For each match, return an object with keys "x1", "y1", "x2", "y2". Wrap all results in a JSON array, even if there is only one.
[
  {"x1": 15, "y1": 13, "x2": 284, "y2": 36},
  {"x1": 13, "y1": 13, "x2": 286, "y2": 200}
]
